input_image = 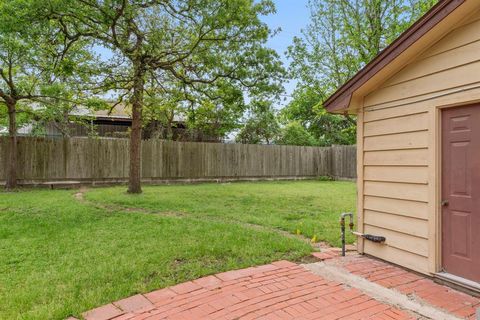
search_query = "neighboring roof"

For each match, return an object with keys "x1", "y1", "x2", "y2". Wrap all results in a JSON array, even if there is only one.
[
  {"x1": 95, "y1": 103, "x2": 131, "y2": 119},
  {"x1": 70, "y1": 103, "x2": 131, "y2": 120},
  {"x1": 324, "y1": 0, "x2": 466, "y2": 113},
  {"x1": 73, "y1": 103, "x2": 188, "y2": 123}
]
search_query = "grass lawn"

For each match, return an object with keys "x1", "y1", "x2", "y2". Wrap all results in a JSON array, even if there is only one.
[{"x1": 0, "y1": 180, "x2": 355, "y2": 319}]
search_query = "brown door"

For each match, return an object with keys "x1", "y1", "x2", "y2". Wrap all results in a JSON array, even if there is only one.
[{"x1": 442, "y1": 104, "x2": 480, "y2": 283}]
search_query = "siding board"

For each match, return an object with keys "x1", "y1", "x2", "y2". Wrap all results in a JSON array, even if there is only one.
[
  {"x1": 364, "y1": 112, "x2": 428, "y2": 136},
  {"x1": 419, "y1": 18, "x2": 480, "y2": 59},
  {"x1": 364, "y1": 166, "x2": 428, "y2": 184},
  {"x1": 364, "y1": 225, "x2": 429, "y2": 257},
  {"x1": 383, "y1": 40, "x2": 480, "y2": 88},
  {"x1": 364, "y1": 105, "x2": 430, "y2": 122},
  {"x1": 363, "y1": 241, "x2": 429, "y2": 273},
  {"x1": 364, "y1": 210, "x2": 428, "y2": 238},
  {"x1": 364, "y1": 131, "x2": 428, "y2": 151},
  {"x1": 365, "y1": 60, "x2": 480, "y2": 106},
  {"x1": 364, "y1": 181, "x2": 428, "y2": 202},
  {"x1": 364, "y1": 149, "x2": 428, "y2": 166},
  {"x1": 364, "y1": 195, "x2": 428, "y2": 220}
]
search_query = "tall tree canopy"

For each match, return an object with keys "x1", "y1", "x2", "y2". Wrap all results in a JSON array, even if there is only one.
[
  {"x1": 47, "y1": 0, "x2": 284, "y2": 193},
  {"x1": 284, "y1": 0, "x2": 437, "y2": 146},
  {"x1": 276, "y1": 121, "x2": 318, "y2": 146},
  {"x1": 0, "y1": 0, "x2": 94, "y2": 189},
  {"x1": 236, "y1": 100, "x2": 280, "y2": 145}
]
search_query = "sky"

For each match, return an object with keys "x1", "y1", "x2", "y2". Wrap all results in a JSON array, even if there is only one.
[{"x1": 262, "y1": 0, "x2": 310, "y2": 103}]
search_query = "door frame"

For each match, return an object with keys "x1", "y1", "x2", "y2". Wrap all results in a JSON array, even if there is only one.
[{"x1": 434, "y1": 99, "x2": 480, "y2": 275}]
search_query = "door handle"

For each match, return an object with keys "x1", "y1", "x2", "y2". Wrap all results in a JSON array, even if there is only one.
[{"x1": 441, "y1": 200, "x2": 449, "y2": 206}]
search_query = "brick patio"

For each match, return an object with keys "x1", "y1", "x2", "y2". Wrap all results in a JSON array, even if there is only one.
[
  {"x1": 321, "y1": 253, "x2": 480, "y2": 319},
  {"x1": 75, "y1": 254, "x2": 480, "y2": 320}
]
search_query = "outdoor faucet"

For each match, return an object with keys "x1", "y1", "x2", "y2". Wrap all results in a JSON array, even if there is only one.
[
  {"x1": 339, "y1": 212, "x2": 386, "y2": 257},
  {"x1": 340, "y1": 212, "x2": 354, "y2": 256}
]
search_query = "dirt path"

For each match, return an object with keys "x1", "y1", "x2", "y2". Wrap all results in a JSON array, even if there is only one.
[
  {"x1": 72, "y1": 187, "x2": 335, "y2": 251},
  {"x1": 74, "y1": 186, "x2": 88, "y2": 201}
]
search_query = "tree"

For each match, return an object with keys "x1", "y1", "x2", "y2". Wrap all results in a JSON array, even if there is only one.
[
  {"x1": 48, "y1": 0, "x2": 284, "y2": 193},
  {"x1": 142, "y1": 78, "x2": 188, "y2": 140},
  {"x1": 280, "y1": 87, "x2": 356, "y2": 146},
  {"x1": 276, "y1": 121, "x2": 318, "y2": 146},
  {"x1": 0, "y1": 0, "x2": 93, "y2": 189},
  {"x1": 285, "y1": 0, "x2": 437, "y2": 145},
  {"x1": 186, "y1": 80, "x2": 250, "y2": 142},
  {"x1": 236, "y1": 100, "x2": 280, "y2": 145}
]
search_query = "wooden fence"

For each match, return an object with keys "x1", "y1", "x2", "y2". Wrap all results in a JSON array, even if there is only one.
[{"x1": 0, "y1": 137, "x2": 356, "y2": 185}]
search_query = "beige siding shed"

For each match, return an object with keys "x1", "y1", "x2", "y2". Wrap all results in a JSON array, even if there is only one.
[{"x1": 325, "y1": 0, "x2": 480, "y2": 287}]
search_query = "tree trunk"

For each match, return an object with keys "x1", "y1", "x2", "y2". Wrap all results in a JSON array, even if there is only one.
[
  {"x1": 128, "y1": 64, "x2": 145, "y2": 194},
  {"x1": 5, "y1": 102, "x2": 17, "y2": 190},
  {"x1": 166, "y1": 123, "x2": 173, "y2": 140},
  {"x1": 166, "y1": 113, "x2": 174, "y2": 140}
]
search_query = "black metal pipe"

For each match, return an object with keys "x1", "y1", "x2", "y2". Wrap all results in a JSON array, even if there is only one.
[
  {"x1": 340, "y1": 212, "x2": 353, "y2": 256},
  {"x1": 363, "y1": 234, "x2": 386, "y2": 243},
  {"x1": 341, "y1": 218, "x2": 345, "y2": 256}
]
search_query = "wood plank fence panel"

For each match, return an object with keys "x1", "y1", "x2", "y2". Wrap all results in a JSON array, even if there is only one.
[{"x1": 0, "y1": 137, "x2": 356, "y2": 184}]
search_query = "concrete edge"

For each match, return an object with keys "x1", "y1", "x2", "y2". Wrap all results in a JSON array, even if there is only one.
[{"x1": 303, "y1": 262, "x2": 462, "y2": 320}]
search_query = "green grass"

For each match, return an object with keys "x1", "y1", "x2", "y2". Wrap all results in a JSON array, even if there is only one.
[
  {"x1": 0, "y1": 180, "x2": 355, "y2": 319},
  {"x1": 86, "y1": 180, "x2": 356, "y2": 246}
]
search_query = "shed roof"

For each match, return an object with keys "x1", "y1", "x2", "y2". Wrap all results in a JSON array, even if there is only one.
[{"x1": 324, "y1": 0, "x2": 467, "y2": 113}]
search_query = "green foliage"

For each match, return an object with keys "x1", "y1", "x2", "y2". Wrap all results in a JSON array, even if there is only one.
[
  {"x1": 0, "y1": 102, "x2": 33, "y2": 133},
  {"x1": 142, "y1": 81, "x2": 186, "y2": 139},
  {"x1": 288, "y1": 0, "x2": 436, "y2": 93},
  {"x1": 0, "y1": 0, "x2": 100, "y2": 137},
  {"x1": 281, "y1": 88, "x2": 356, "y2": 146},
  {"x1": 236, "y1": 100, "x2": 280, "y2": 144},
  {"x1": 276, "y1": 121, "x2": 318, "y2": 146},
  {"x1": 47, "y1": 0, "x2": 285, "y2": 138},
  {"x1": 284, "y1": 0, "x2": 437, "y2": 146},
  {"x1": 187, "y1": 82, "x2": 247, "y2": 141}
]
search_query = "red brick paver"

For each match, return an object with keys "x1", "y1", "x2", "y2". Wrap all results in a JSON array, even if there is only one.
[
  {"x1": 80, "y1": 260, "x2": 413, "y2": 320},
  {"x1": 83, "y1": 304, "x2": 123, "y2": 320},
  {"x1": 329, "y1": 255, "x2": 480, "y2": 320},
  {"x1": 311, "y1": 250, "x2": 341, "y2": 261}
]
